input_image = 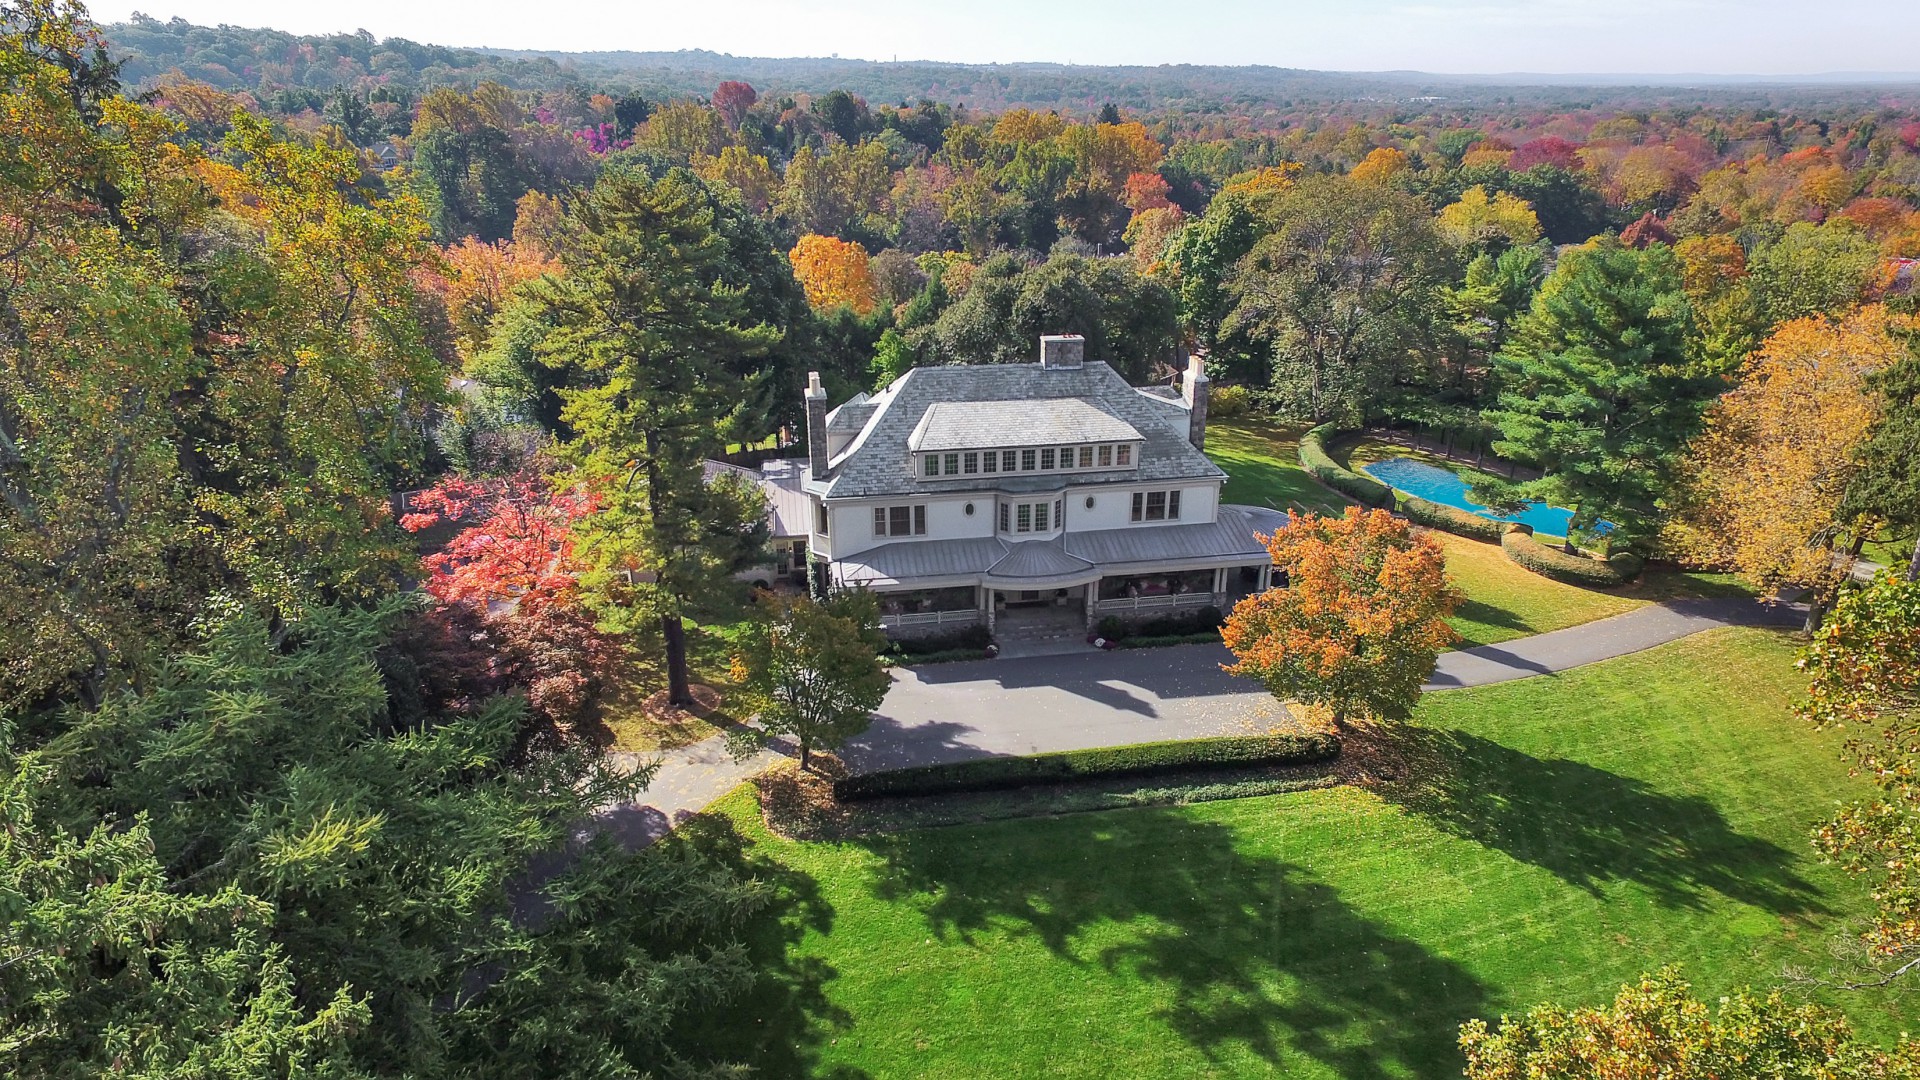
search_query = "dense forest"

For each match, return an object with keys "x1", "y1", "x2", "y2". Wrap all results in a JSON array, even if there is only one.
[{"x1": 5, "y1": 2, "x2": 1920, "y2": 1075}]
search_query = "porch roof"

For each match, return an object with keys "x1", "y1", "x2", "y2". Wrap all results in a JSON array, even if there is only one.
[{"x1": 831, "y1": 504, "x2": 1287, "y2": 591}]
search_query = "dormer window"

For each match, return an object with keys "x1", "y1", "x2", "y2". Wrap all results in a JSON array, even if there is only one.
[{"x1": 1098, "y1": 445, "x2": 1113, "y2": 467}]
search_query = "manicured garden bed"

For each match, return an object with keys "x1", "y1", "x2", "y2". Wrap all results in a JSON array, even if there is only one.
[{"x1": 693, "y1": 628, "x2": 1899, "y2": 1078}]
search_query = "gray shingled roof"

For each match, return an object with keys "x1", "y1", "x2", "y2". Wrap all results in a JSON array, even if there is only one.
[
  {"x1": 821, "y1": 361, "x2": 1222, "y2": 500},
  {"x1": 826, "y1": 394, "x2": 876, "y2": 433},
  {"x1": 908, "y1": 399, "x2": 1142, "y2": 452}
]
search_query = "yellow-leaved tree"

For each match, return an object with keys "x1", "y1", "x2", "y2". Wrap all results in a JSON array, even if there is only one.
[
  {"x1": 1665, "y1": 305, "x2": 1909, "y2": 628},
  {"x1": 789, "y1": 233, "x2": 879, "y2": 315}
]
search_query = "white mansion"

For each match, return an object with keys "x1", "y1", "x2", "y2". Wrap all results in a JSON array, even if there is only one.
[{"x1": 732, "y1": 335, "x2": 1286, "y2": 635}]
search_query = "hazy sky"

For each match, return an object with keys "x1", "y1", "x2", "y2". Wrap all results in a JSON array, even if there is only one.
[{"x1": 88, "y1": 0, "x2": 1920, "y2": 75}]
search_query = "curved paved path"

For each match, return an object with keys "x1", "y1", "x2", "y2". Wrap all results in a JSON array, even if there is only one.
[{"x1": 594, "y1": 595, "x2": 1801, "y2": 842}]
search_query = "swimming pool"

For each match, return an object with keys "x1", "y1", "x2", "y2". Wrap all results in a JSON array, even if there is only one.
[{"x1": 1361, "y1": 457, "x2": 1594, "y2": 538}]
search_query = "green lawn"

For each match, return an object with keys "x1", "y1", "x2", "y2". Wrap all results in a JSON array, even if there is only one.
[
  {"x1": 1204, "y1": 422, "x2": 1649, "y2": 647},
  {"x1": 1434, "y1": 532, "x2": 1644, "y2": 646},
  {"x1": 686, "y1": 628, "x2": 1900, "y2": 1078},
  {"x1": 1209, "y1": 419, "x2": 1352, "y2": 516}
]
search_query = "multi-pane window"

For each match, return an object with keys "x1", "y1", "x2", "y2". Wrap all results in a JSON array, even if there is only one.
[
  {"x1": 1001, "y1": 500, "x2": 1065, "y2": 534},
  {"x1": 944, "y1": 452, "x2": 960, "y2": 475},
  {"x1": 963, "y1": 452, "x2": 979, "y2": 474},
  {"x1": 1040, "y1": 448, "x2": 1055, "y2": 470},
  {"x1": 1098, "y1": 445, "x2": 1113, "y2": 467},
  {"x1": 1021, "y1": 449, "x2": 1037, "y2": 471},
  {"x1": 1130, "y1": 490, "x2": 1183, "y2": 522},
  {"x1": 982, "y1": 451, "x2": 998, "y2": 473},
  {"x1": 1116, "y1": 444, "x2": 1132, "y2": 466},
  {"x1": 924, "y1": 455, "x2": 939, "y2": 476},
  {"x1": 1002, "y1": 450, "x2": 1017, "y2": 472},
  {"x1": 874, "y1": 504, "x2": 928, "y2": 537},
  {"x1": 1058, "y1": 445, "x2": 1074, "y2": 468},
  {"x1": 1078, "y1": 446, "x2": 1094, "y2": 468}
]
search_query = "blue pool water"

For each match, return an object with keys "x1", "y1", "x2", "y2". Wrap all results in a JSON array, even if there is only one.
[{"x1": 1361, "y1": 457, "x2": 1597, "y2": 538}]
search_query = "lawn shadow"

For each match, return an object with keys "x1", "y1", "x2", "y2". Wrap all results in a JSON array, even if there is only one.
[
  {"x1": 665, "y1": 813, "x2": 872, "y2": 1079},
  {"x1": 855, "y1": 807, "x2": 1490, "y2": 1077},
  {"x1": 1448, "y1": 598, "x2": 1533, "y2": 646},
  {"x1": 1361, "y1": 725, "x2": 1827, "y2": 917}
]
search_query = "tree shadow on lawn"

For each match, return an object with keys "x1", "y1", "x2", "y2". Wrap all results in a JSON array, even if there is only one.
[
  {"x1": 1360, "y1": 725, "x2": 1828, "y2": 917},
  {"x1": 1448, "y1": 598, "x2": 1534, "y2": 645},
  {"x1": 857, "y1": 809, "x2": 1491, "y2": 1078},
  {"x1": 666, "y1": 813, "x2": 873, "y2": 1080}
]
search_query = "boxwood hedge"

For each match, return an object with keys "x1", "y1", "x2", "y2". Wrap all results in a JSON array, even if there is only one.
[
  {"x1": 1397, "y1": 494, "x2": 1507, "y2": 543},
  {"x1": 1298, "y1": 423, "x2": 1393, "y2": 507},
  {"x1": 1500, "y1": 524, "x2": 1644, "y2": 587},
  {"x1": 833, "y1": 732, "x2": 1342, "y2": 801}
]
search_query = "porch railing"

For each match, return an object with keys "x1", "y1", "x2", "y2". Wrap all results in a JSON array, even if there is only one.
[
  {"x1": 1093, "y1": 592, "x2": 1219, "y2": 616},
  {"x1": 879, "y1": 609, "x2": 982, "y2": 629}
]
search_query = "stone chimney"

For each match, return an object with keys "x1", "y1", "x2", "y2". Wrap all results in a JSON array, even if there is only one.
[
  {"x1": 1181, "y1": 354, "x2": 1210, "y2": 451},
  {"x1": 1039, "y1": 334, "x2": 1085, "y2": 369},
  {"x1": 804, "y1": 371, "x2": 830, "y2": 480}
]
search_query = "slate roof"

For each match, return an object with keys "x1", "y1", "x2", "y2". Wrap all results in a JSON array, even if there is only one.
[
  {"x1": 831, "y1": 504, "x2": 1285, "y2": 588},
  {"x1": 819, "y1": 361, "x2": 1222, "y2": 500},
  {"x1": 825, "y1": 393, "x2": 876, "y2": 433},
  {"x1": 908, "y1": 399, "x2": 1142, "y2": 452}
]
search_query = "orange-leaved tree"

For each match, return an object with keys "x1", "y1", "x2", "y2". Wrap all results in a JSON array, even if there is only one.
[
  {"x1": 1664, "y1": 305, "x2": 1908, "y2": 629},
  {"x1": 1222, "y1": 507, "x2": 1460, "y2": 726},
  {"x1": 789, "y1": 233, "x2": 878, "y2": 315}
]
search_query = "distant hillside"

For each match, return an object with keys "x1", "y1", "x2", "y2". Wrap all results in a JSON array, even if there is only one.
[{"x1": 105, "y1": 16, "x2": 1920, "y2": 118}]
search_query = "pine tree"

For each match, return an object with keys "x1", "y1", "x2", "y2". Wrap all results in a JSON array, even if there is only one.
[
  {"x1": 532, "y1": 168, "x2": 779, "y2": 705},
  {"x1": 1486, "y1": 238, "x2": 1716, "y2": 547}
]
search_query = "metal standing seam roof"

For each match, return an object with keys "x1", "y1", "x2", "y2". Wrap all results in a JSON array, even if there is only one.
[
  {"x1": 704, "y1": 458, "x2": 813, "y2": 539},
  {"x1": 830, "y1": 504, "x2": 1287, "y2": 589},
  {"x1": 819, "y1": 361, "x2": 1223, "y2": 501},
  {"x1": 908, "y1": 399, "x2": 1143, "y2": 452}
]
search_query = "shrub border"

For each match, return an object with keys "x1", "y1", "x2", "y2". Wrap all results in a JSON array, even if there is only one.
[
  {"x1": 1499, "y1": 523, "x2": 1643, "y2": 587},
  {"x1": 1397, "y1": 493, "x2": 1508, "y2": 543},
  {"x1": 834, "y1": 732, "x2": 1341, "y2": 801},
  {"x1": 1298, "y1": 423, "x2": 1393, "y2": 507}
]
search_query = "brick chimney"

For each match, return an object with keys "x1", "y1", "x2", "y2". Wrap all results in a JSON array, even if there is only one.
[
  {"x1": 804, "y1": 371, "x2": 830, "y2": 480},
  {"x1": 1181, "y1": 354, "x2": 1210, "y2": 451},
  {"x1": 1039, "y1": 334, "x2": 1085, "y2": 369}
]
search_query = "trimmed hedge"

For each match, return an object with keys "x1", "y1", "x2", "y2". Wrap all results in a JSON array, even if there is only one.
[
  {"x1": 1118, "y1": 631, "x2": 1225, "y2": 649},
  {"x1": 1397, "y1": 494, "x2": 1507, "y2": 543},
  {"x1": 834, "y1": 732, "x2": 1342, "y2": 801},
  {"x1": 1500, "y1": 524, "x2": 1644, "y2": 587},
  {"x1": 1299, "y1": 423, "x2": 1393, "y2": 506}
]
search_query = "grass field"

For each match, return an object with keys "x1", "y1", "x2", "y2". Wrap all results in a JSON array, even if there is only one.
[
  {"x1": 689, "y1": 628, "x2": 1901, "y2": 1079},
  {"x1": 1209, "y1": 419, "x2": 1352, "y2": 517},
  {"x1": 1433, "y1": 532, "x2": 1644, "y2": 646}
]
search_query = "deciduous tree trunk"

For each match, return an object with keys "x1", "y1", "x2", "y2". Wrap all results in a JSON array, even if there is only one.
[{"x1": 1909, "y1": 540, "x2": 1920, "y2": 582}]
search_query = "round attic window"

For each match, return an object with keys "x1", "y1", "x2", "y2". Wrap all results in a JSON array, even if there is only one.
[
  {"x1": 1085, "y1": 496, "x2": 1095, "y2": 509},
  {"x1": 964, "y1": 502, "x2": 975, "y2": 516}
]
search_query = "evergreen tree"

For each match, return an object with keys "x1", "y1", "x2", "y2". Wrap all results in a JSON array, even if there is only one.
[
  {"x1": 1485, "y1": 239, "x2": 1715, "y2": 547},
  {"x1": 1842, "y1": 334, "x2": 1920, "y2": 580},
  {"x1": 35, "y1": 601, "x2": 778, "y2": 1076},
  {"x1": 532, "y1": 168, "x2": 779, "y2": 705}
]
